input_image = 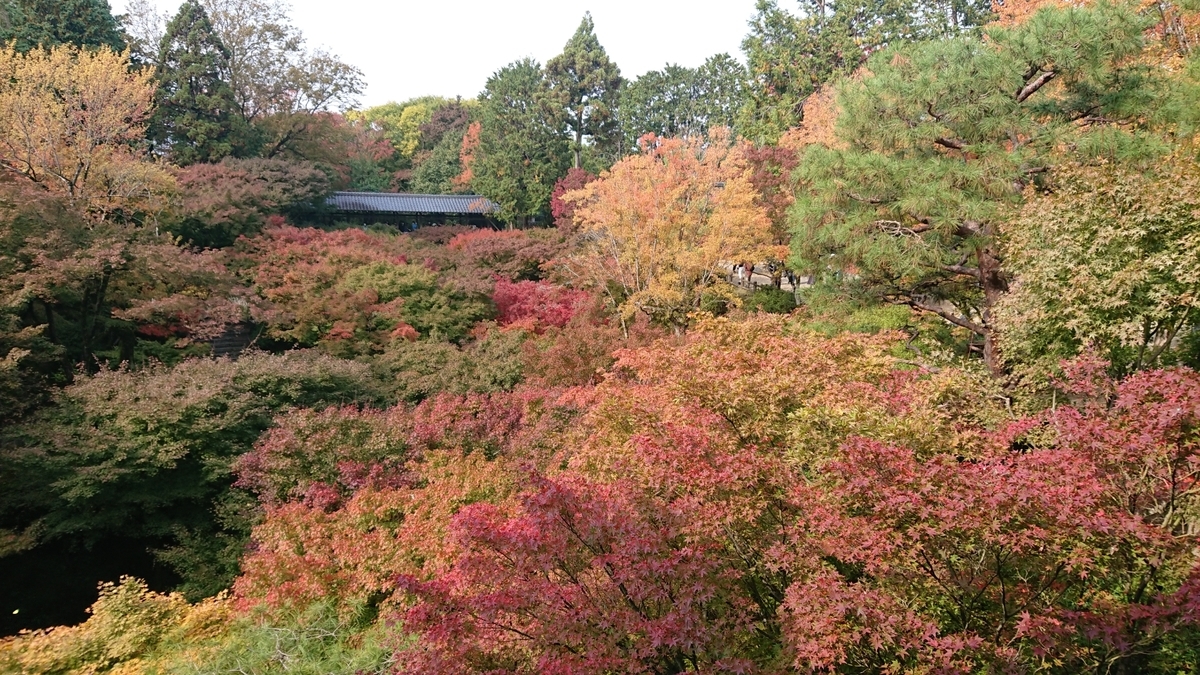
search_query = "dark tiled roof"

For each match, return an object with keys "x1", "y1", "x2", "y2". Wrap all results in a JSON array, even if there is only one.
[{"x1": 326, "y1": 192, "x2": 499, "y2": 214}]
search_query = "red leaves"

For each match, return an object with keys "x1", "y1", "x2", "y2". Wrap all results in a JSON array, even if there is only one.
[
  {"x1": 233, "y1": 387, "x2": 592, "y2": 614},
  {"x1": 224, "y1": 316, "x2": 1200, "y2": 671},
  {"x1": 549, "y1": 167, "x2": 596, "y2": 234},
  {"x1": 492, "y1": 279, "x2": 589, "y2": 333},
  {"x1": 396, "y1": 474, "x2": 754, "y2": 675},
  {"x1": 445, "y1": 228, "x2": 564, "y2": 284}
]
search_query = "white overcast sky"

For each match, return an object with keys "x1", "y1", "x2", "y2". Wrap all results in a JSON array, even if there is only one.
[{"x1": 115, "y1": 0, "x2": 764, "y2": 107}]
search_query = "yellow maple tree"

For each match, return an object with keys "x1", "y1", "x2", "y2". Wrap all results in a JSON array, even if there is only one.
[
  {"x1": 0, "y1": 45, "x2": 171, "y2": 220},
  {"x1": 560, "y1": 130, "x2": 778, "y2": 331}
]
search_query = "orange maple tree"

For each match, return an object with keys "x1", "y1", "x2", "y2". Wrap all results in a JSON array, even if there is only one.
[{"x1": 560, "y1": 130, "x2": 780, "y2": 331}]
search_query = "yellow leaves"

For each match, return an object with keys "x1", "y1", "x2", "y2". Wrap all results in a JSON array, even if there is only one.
[
  {"x1": 560, "y1": 132, "x2": 773, "y2": 329},
  {"x1": 997, "y1": 153, "x2": 1200, "y2": 380},
  {"x1": 0, "y1": 45, "x2": 171, "y2": 219},
  {"x1": 0, "y1": 577, "x2": 207, "y2": 675}
]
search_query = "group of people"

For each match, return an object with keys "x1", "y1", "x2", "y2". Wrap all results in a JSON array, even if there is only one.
[
  {"x1": 732, "y1": 261, "x2": 756, "y2": 286},
  {"x1": 729, "y1": 262, "x2": 802, "y2": 290}
]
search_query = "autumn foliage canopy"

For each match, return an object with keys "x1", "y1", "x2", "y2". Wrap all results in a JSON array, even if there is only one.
[{"x1": 4, "y1": 2, "x2": 1200, "y2": 673}]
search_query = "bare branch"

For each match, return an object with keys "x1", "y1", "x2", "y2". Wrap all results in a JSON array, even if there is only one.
[
  {"x1": 876, "y1": 220, "x2": 935, "y2": 237},
  {"x1": 1016, "y1": 70, "x2": 1057, "y2": 103},
  {"x1": 906, "y1": 298, "x2": 987, "y2": 336}
]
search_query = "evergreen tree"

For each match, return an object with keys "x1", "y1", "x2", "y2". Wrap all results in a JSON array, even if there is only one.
[
  {"x1": 0, "y1": 0, "x2": 125, "y2": 52},
  {"x1": 470, "y1": 59, "x2": 570, "y2": 226},
  {"x1": 740, "y1": 0, "x2": 992, "y2": 143},
  {"x1": 411, "y1": 130, "x2": 467, "y2": 194},
  {"x1": 620, "y1": 53, "x2": 745, "y2": 150},
  {"x1": 149, "y1": 1, "x2": 241, "y2": 165},
  {"x1": 544, "y1": 13, "x2": 623, "y2": 169},
  {"x1": 791, "y1": 2, "x2": 1156, "y2": 374}
]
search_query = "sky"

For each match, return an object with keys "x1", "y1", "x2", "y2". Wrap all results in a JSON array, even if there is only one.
[{"x1": 116, "y1": 0, "x2": 765, "y2": 108}]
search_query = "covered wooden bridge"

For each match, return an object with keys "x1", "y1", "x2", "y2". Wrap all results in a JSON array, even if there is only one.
[{"x1": 325, "y1": 192, "x2": 500, "y2": 229}]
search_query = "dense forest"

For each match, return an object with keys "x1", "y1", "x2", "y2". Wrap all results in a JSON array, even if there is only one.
[{"x1": 2, "y1": 0, "x2": 1200, "y2": 672}]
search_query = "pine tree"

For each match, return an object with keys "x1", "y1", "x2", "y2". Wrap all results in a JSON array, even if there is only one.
[
  {"x1": 0, "y1": 0, "x2": 124, "y2": 52},
  {"x1": 791, "y1": 2, "x2": 1156, "y2": 374},
  {"x1": 469, "y1": 59, "x2": 570, "y2": 226},
  {"x1": 544, "y1": 13, "x2": 623, "y2": 169},
  {"x1": 149, "y1": 0, "x2": 241, "y2": 165},
  {"x1": 739, "y1": 0, "x2": 993, "y2": 143}
]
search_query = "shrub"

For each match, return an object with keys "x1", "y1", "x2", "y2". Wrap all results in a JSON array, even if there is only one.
[
  {"x1": 0, "y1": 351, "x2": 387, "y2": 598},
  {"x1": 171, "y1": 159, "x2": 331, "y2": 248},
  {"x1": 742, "y1": 287, "x2": 796, "y2": 314}
]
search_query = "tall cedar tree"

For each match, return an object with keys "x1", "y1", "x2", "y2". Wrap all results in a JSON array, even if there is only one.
[
  {"x1": 619, "y1": 53, "x2": 745, "y2": 149},
  {"x1": 0, "y1": 0, "x2": 124, "y2": 52},
  {"x1": 470, "y1": 59, "x2": 569, "y2": 226},
  {"x1": 150, "y1": 1, "x2": 242, "y2": 166},
  {"x1": 544, "y1": 13, "x2": 623, "y2": 169},
  {"x1": 740, "y1": 0, "x2": 992, "y2": 143},
  {"x1": 792, "y1": 2, "x2": 1155, "y2": 374}
]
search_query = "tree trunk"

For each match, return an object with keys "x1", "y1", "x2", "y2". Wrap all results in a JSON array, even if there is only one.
[{"x1": 976, "y1": 240, "x2": 1009, "y2": 377}]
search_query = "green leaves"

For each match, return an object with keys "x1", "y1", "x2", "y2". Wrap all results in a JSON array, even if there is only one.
[
  {"x1": 739, "y1": 0, "x2": 992, "y2": 143},
  {"x1": 149, "y1": 0, "x2": 243, "y2": 166},
  {"x1": 544, "y1": 13, "x2": 623, "y2": 169},
  {"x1": 619, "y1": 53, "x2": 745, "y2": 149},
  {"x1": 471, "y1": 59, "x2": 570, "y2": 224},
  {"x1": 791, "y1": 1, "x2": 1160, "y2": 372},
  {"x1": 997, "y1": 156, "x2": 1200, "y2": 382}
]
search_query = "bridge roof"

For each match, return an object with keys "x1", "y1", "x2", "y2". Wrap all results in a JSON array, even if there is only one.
[{"x1": 327, "y1": 192, "x2": 500, "y2": 215}]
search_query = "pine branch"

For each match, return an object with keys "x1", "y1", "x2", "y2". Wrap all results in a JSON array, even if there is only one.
[
  {"x1": 940, "y1": 264, "x2": 981, "y2": 279},
  {"x1": 905, "y1": 298, "x2": 986, "y2": 336},
  {"x1": 876, "y1": 220, "x2": 935, "y2": 236},
  {"x1": 1016, "y1": 70, "x2": 1057, "y2": 103}
]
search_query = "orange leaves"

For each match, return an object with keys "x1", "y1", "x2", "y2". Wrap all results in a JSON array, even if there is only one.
[
  {"x1": 233, "y1": 387, "x2": 591, "y2": 614},
  {"x1": 778, "y1": 84, "x2": 843, "y2": 153},
  {"x1": 560, "y1": 131, "x2": 773, "y2": 329},
  {"x1": 453, "y1": 120, "x2": 481, "y2": 189}
]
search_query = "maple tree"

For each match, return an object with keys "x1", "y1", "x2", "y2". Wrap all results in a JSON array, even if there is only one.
[
  {"x1": 234, "y1": 225, "x2": 492, "y2": 354},
  {"x1": 233, "y1": 387, "x2": 588, "y2": 612},
  {"x1": 744, "y1": 144, "x2": 798, "y2": 288},
  {"x1": 0, "y1": 44, "x2": 170, "y2": 220},
  {"x1": 3, "y1": 3, "x2": 1200, "y2": 669},
  {"x1": 0, "y1": 180, "x2": 253, "y2": 379},
  {"x1": 519, "y1": 303, "x2": 664, "y2": 388},
  {"x1": 171, "y1": 157, "x2": 329, "y2": 247},
  {"x1": 491, "y1": 279, "x2": 589, "y2": 333},
  {"x1": 395, "y1": 316, "x2": 1200, "y2": 672},
  {"x1": 444, "y1": 228, "x2": 564, "y2": 288},
  {"x1": 998, "y1": 155, "x2": 1200, "y2": 382},
  {"x1": 561, "y1": 131, "x2": 778, "y2": 330},
  {"x1": 548, "y1": 167, "x2": 596, "y2": 236}
]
